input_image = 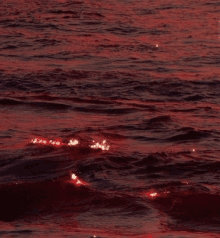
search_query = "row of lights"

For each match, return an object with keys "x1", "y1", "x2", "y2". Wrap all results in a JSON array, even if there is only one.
[{"x1": 30, "y1": 137, "x2": 110, "y2": 151}]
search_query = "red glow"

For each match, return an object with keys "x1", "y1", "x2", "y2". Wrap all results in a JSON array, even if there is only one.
[
  {"x1": 69, "y1": 173, "x2": 88, "y2": 187},
  {"x1": 143, "y1": 189, "x2": 172, "y2": 200},
  {"x1": 143, "y1": 190, "x2": 160, "y2": 199},
  {"x1": 29, "y1": 137, "x2": 110, "y2": 151},
  {"x1": 30, "y1": 137, "x2": 64, "y2": 147}
]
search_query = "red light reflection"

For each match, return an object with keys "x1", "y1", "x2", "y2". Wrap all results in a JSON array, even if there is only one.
[
  {"x1": 143, "y1": 190, "x2": 171, "y2": 200},
  {"x1": 69, "y1": 173, "x2": 88, "y2": 187},
  {"x1": 30, "y1": 137, "x2": 64, "y2": 147},
  {"x1": 29, "y1": 137, "x2": 110, "y2": 151}
]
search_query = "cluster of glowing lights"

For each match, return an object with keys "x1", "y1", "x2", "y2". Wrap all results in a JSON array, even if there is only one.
[
  {"x1": 144, "y1": 190, "x2": 171, "y2": 199},
  {"x1": 31, "y1": 138, "x2": 63, "y2": 146},
  {"x1": 150, "y1": 192, "x2": 158, "y2": 197},
  {"x1": 68, "y1": 139, "x2": 79, "y2": 146},
  {"x1": 30, "y1": 137, "x2": 110, "y2": 151},
  {"x1": 90, "y1": 140, "x2": 110, "y2": 151}
]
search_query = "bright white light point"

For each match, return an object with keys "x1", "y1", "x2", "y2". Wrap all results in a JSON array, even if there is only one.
[
  {"x1": 156, "y1": 44, "x2": 158, "y2": 47},
  {"x1": 150, "y1": 192, "x2": 157, "y2": 197},
  {"x1": 90, "y1": 140, "x2": 110, "y2": 150},
  {"x1": 192, "y1": 149, "x2": 195, "y2": 152},
  {"x1": 76, "y1": 180, "x2": 83, "y2": 184},
  {"x1": 68, "y1": 139, "x2": 79, "y2": 146},
  {"x1": 56, "y1": 141, "x2": 60, "y2": 145},
  {"x1": 71, "y1": 174, "x2": 77, "y2": 180},
  {"x1": 43, "y1": 140, "x2": 47, "y2": 144}
]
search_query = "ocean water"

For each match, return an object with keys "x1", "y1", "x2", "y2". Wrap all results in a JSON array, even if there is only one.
[{"x1": 0, "y1": 0, "x2": 220, "y2": 237}]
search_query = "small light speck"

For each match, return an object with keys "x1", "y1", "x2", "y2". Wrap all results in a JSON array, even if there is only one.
[{"x1": 156, "y1": 44, "x2": 158, "y2": 47}]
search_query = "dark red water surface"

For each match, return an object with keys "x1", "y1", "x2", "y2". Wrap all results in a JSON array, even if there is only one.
[{"x1": 0, "y1": 0, "x2": 220, "y2": 237}]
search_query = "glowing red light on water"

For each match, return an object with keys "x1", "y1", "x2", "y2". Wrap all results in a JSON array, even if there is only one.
[
  {"x1": 31, "y1": 137, "x2": 48, "y2": 145},
  {"x1": 70, "y1": 173, "x2": 87, "y2": 186},
  {"x1": 150, "y1": 192, "x2": 158, "y2": 197},
  {"x1": 143, "y1": 190, "x2": 160, "y2": 199},
  {"x1": 90, "y1": 140, "x2": 110, "y2": 151},
  {"x1": 68, "y1": 139, "x2": 79, "y2": 146},
  {"x1": 30, "y1": 137, "x2": 64, "y2": 146},
  {"x1": 30, "y1": 137, "x2": 110, "y2": 151},
  {"x1": 50, "y1": 138, "x2": 63, "y2": 147}
]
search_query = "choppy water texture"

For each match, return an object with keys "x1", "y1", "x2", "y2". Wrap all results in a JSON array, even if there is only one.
[{"x1": 0, "y1": 0, "x2": 220, "y2": 237}]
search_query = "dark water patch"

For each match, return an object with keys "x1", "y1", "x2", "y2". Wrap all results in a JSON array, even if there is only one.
[
  {"x1": 134, "y1": 160, "x2": 211, "y2": 179},
  {"x1": 106, "y1": 159, "x2": 134, "y2": 171},
  {"x1": 100, "y1": 132, "x2": 127, "y2": 140},
  {"x1": 146, "y1": 29, "x2": 169, "y2": 35},
  {"x1": 0, "y1": 230, "x2": 33, "y2": 235},
  {"x1": 0, "y1": 159, "x2": 63, "y2": 181},
  {"x1": 34, "y1": 38, "x2": 61, "y2": 47},
  {"x1": 107, "y1": 26, "x2": 139, "y2": 35},
  {"x1": 171, "y1": 108, "x2": 199, "y2": 113},
  {"x1": 141, "y1": 115, "x2": 172, "y2": 129},
  {"x1": 198, "y1": 161, "x2": 220, "y2": 173},
  {"x1": 2, "y1": 80, "x2": 28, "y2": 91},
  {"x1": 184, "y1": 94, "x2": 204, "y2": 101},
  {"x1": 167, "y1": 130, "x2": 210, "y2": 142},
  {"x1": 62, "y1": 0, "x2": 83, "y2": 6},
  {"x1": 177, "y1": 127, "x2": 195, "y2": 132},
  {"x1": 74, "y1": 106, "x2": 137, "y2": 115},
  {"x1": 0, "y1": 98, "x2": 71, "y2": 110},
  {"x1": 183, "y1": 56, "x2": 220, "y2": 66},
  {"x1": 0, "y1": 135, "x2": 11, "y2": 139},
  {"x1": 4, "y1": 21, "x2": 59, "y2": 31},
  {"x1": 107, "y1": 155, "x2": 137, "y2": 165},
  {"x1": 2, "y1": 45, "x2": 18, "y2": 50},
  {"x1": 166, "y1": 193, "x2": 220, "y2": 230},
  {"x1": 92, "y1": 194, "x2": 148, "y2": 216},
  {"x1": 81, "y1": 21, "x2": 103, "y2": 25},
  {"x1": 0, "y1": 98, "x2": 23, "y2": 105},
  {"x1": 67, "y1": 97, "x2": 114, "y2": 105},
  {"x1": 82, "y1": 12, "x2": 104, "y2": 18},
  {"x1": 126, "y1": 103, "x2": 157, "y2": 111},
  {"x1": 77, "y1": 159, "x2": 114, "y2": 176},
  {"x1": 28, "y1": 101, "x2": 71, "y2": 110},
  {"x1": 136, "y1": 8, "x2": 157, "y2": 15},
  {"x1": 131, "y1": 135, "x2": 158, "y2": 141},
  {"x1": 49, "y1": 10, "x2": 78, "y2": 15},
  {"x1": 189, "y1": 80, "x2": 220, "y2": 87},
  {"x1": 202, "y1": 1, "x2": 220, "y2": 6},
  {"x1": 133, "y1": 154, "x2": 163, "y2": 167},
  {"x1": 0, "y1": 155, "x2": 21, "y2": 169},
  {"x1": 0, "y1": 177, "x2": 93, "y2": 221}
]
